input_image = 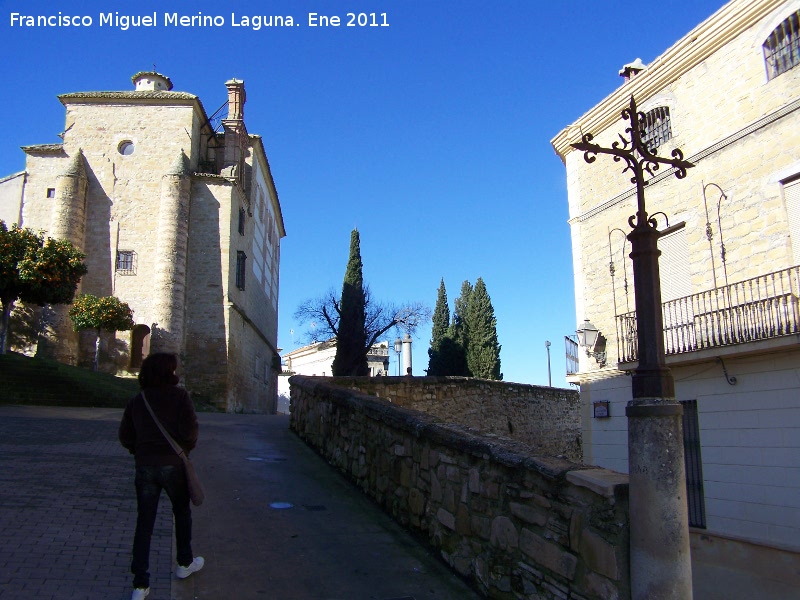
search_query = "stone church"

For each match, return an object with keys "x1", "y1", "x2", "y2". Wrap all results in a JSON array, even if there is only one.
[{"x1": 0, "y1": 72, "x2": 285, "y2": 413}]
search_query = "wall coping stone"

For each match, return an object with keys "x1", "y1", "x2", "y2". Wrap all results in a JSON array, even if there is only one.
[{"x1": 566, "y1": 469, "x2": 630, "y2": 500}]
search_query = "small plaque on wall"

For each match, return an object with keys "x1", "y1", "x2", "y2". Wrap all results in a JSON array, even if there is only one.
[{"x1": 593, "y1": 401, "x2": 610, "y2": 418}]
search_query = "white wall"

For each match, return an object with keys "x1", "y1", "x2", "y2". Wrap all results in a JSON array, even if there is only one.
[{"x1": 582, "y1": 349, "x2": 800, "y2": 551}]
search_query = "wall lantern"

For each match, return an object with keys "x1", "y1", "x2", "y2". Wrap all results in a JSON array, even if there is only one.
[
  {"x1": 576, "y1": 319, "x2": 606, "y2": 365},
  {"x1": 576, "y1": 320, "x2": 600, "y2": 353}
]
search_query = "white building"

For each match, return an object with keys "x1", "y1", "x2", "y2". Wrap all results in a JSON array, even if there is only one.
[
  {"x1": 278, "y1": 340, "x2": 398, "y2": 409},
  {"x1": 552, "y1": 0, "x2": 800, "y2": 581}
]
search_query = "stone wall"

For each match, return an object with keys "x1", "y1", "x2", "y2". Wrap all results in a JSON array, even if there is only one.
[
  {"x1": 290, "y1": 376, "x2": 630, "y2": 600},
  {"x1": 330, "y1": 376, "x2": 582, "y2": 462}
]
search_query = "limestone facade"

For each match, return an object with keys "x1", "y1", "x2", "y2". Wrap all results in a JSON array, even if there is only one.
[
  {"x1": 0, "y1": 72, "x2": 285, "y2": 412},
  {"x1": 552, "y1": 0, "x2": 800, "y2": 565}
]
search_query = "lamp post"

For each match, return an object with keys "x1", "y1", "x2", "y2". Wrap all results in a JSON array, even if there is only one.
[
  {"x1": 545, "y1": 340, "x2": 551, "y2": 387},
  {"x1": 394, "y1": 337, "x2": 402, "y2": 376},
  {"x1": 572, "y1": 96, "x2": 695, "y2": 600}
]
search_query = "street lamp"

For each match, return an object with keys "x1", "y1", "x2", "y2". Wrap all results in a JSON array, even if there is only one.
[
  {"x1": 393, "y1": 337, "x2": 402, "y2": 376},
  {"x1": 575, "y1": 320, "x2": 606, "y2": 365},
  {"x1": 571, "y1": 95, "x2": 695, "y2": 600},
  {"x1": 545, "y1": 340, "x2": 551, "y2": 387}
]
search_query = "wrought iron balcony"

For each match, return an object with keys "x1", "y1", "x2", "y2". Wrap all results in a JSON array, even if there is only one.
[
  {"x1": 565, "y1": 335, "x2": 580, "y2": 376},
  {"x1": 616, "y1": 266, "x2": 800, "y2": 363}
]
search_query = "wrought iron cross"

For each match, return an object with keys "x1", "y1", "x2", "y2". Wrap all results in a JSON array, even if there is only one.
[
  {"x1": 571, "y1": 96, "x2": 694, "y2": 230},
  {"x1": 571, "y1": 96, "x2": 695, "y2": 399}
]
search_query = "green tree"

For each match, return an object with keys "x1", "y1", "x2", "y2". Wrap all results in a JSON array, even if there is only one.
[
  {"x1": 427, "y1": 279, "x2": 450, "y2": 375},
  {"x1": 0, "y1": 221, "x2": 87, "y2": 354},
  {"x1": 465, "y1": 277, "x2": 502, "y2": 380},
  {"x1": 446, "y1": 280, "x2": 473, "y2": 376},
  {"x1": 331, "y1": 229, "x2": 369, "y2": 376},
  {"x1": 68, "y1": 294, "x2": 134, "y2": 371}
]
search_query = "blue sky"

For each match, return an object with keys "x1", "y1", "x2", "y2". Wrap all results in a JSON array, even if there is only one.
[{"x1": 0, "y1": 0, "x2": 726, "y2": 386}]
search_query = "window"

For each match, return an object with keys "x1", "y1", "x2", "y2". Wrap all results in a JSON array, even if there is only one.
[
  {"x1": 46, "y1": 188, "x2": 55, "y2": 198},
  {"x1": 764, "y1": 10, "x2": 800, "y2": 80},
  {"x1": 236, "y1": 251, "x2": 247, "y2": 290},
  {"x1": 785, "y1": 177, "x2": 800, "y2": 266},
  {"x1": 115, "y1": 250, "x2": 136, "y2": 275},
  {"x1": 641, "y1": 106, "x2": 672, "y2": 151},
  {"x1": 238, "y1": 207, "x2": 245, "y2": 235},
  {"x1": 681, "y1": 400, "x2": 706, "y2": 528},
  {"x1": 118, "y1": 141, "x2": 135, "y2": 156}
]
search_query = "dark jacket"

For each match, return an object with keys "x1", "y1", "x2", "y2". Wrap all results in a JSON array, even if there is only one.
[{"x1": 118, "y1": 386, "x2": 199, "y2": 467}]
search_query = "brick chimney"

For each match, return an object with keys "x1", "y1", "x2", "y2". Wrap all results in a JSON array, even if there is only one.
[
  {"x1": 221, "y1": 78, "x2": 248, "y2": 188},
  {"x1": 225, "y1": 78, "x2": 246, "y2": 120},
  {"x1": 619, "y1": 58, "x2": 646, "y2": 82}
]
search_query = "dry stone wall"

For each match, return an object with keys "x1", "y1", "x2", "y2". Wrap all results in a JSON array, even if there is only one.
[
  {"x1": 331, "y1": 376, "x2": 582, "y2": 462},
  {"x1": 290, "y1": 376, "x2": 630, "y2": 600}
]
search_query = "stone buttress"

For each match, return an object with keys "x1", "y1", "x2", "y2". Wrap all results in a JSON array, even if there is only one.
[
  {"x1": 40, "y1": 150, "x2": 88, "y2": 363},
  {"x1": 150, "y1": 151, "x2": 192, "y2": 354}
]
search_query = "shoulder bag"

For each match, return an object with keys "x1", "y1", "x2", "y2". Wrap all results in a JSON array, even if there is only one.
[{"x1": 141, "y1": 391, "x2": 205, "y2": 506}]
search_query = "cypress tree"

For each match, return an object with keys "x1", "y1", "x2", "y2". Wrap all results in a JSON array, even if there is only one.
[
  {"x1": 465, "y1": 277, "x2": 502, "y2": 380},
  {"x1": 446, "y1": 280, "x2": 472, "y2": 377},
  {"x1": 427, "y1": 279, "x2": 450, "y2": 375},
  {"x1": 331, "y1": 229, "x2": 369, "y2": 376}
]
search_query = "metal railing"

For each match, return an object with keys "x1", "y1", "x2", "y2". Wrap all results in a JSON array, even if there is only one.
[{"x1": 617, "y1": 266, "x2": 800, "y2": 363}]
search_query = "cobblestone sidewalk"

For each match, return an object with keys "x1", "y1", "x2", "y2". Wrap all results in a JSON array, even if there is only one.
[{"x1": 0, "y1": 406, "x2": 172, "y2": 600}]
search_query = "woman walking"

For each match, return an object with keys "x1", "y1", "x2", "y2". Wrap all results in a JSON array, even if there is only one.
[{"x1": 119, "y1": 353, "x2": 204, "y2": 600}]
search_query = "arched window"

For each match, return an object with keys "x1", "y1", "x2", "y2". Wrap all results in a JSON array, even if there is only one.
[
  {"x1": 641, "y1": 106, "x2": 672, "y2": 152},
  {"x1": 763, "y1": 10, "x2": 800, "y2": 80}
]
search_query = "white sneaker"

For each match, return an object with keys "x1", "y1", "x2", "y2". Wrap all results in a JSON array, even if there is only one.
[
  {"x1": 131, "y1": 588, "x2": 149, "y2": 600},
  {"x1": 176, "y1": 556, "x2": 205, "y2": 579}
]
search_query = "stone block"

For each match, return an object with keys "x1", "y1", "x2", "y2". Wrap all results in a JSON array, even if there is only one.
[
  {"x1": 430, "y1": 471, "x2": 442, "y2": 503},
  {"x1": 520, "y1": 529, "x2": 577, "y2": 581},
  {"x1": 583, "y1": 572, "x2": 619, "y2": 600},
  {"x1": 579, "y1": 527, "x2": 618, "y2": 580},
  {"x1": 437, "y1": 508, "x2": 456, "y2": 531},
  {"x1": 565, "y1": 469, "x2": 628, "y2": 500},
  {"x1": 456, "y1": 503, "x2": 472, "y2": 536},
  {"x1": 510, "y1": 502, "x2": 548, "y2": 527},
  {"x1": 446, "y1": 465, "x2": 460, "y2": 482},
  {"x1": 471, "y1": 515, "x2": 491, "y2": 539},
  {"x1": 490, "y1": 516, "x2": 519, "y2": 551}
]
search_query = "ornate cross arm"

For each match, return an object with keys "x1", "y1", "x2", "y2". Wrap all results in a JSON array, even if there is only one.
[{"x1": 570, "y1": 96, "x2": 694, "y2": 185}]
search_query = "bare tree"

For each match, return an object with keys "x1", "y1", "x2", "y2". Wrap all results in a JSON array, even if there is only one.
[{"x1": 294, "y1": 285, "x2": 430, "y2": 353}]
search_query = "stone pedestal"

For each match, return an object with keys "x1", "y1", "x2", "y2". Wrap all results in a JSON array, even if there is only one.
[{"x1": 626, "y1": 399, "x2": 693, "y2": 600}]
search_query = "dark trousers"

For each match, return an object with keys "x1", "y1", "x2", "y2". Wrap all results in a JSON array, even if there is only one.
[{"x1": 131, "y1": 465, "x2": 193, "y2": 589}]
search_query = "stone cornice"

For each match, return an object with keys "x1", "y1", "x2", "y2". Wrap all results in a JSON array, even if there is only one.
[
  {"x1": 551, "y1": 0, "x2": 787, "y2": 162},
  {"x1": 21, "y1": 143, "x2": 66, "y2": 155},
  {"x1": 58, "y1": 90, "x2": 196, "y2": 102},
  {"x1": 58, "y1": 91, "x2": 210, "y2": 129}
]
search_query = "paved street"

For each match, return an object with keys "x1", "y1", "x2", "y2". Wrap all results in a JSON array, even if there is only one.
[
  {"x1": 0, "y1": 406, "x2": 480, "y2": 600},
  {"x1": 2, "y1": 404, "x2": 798, "y2": 600}
]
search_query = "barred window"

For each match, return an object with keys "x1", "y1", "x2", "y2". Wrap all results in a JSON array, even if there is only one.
[
  {"x1": 641, "y1": 106, "x2": 672, "y2": 152},
  {"x1": 116, "y1": 250, "x2": 136, "y2": 275},
  {"x1": 236, "y1": 251, "x2": 247, "y2": 290},
  {"x1": 764, "y1": 10, "x2": 800, "y2": 80},
  {"x1": 238, "y1": 207, "x2": 246, "y2": 235}
]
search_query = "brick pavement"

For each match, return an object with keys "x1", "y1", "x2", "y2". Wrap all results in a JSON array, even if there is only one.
[
  {"x1": 0, "y1": 406, "x2": 172, "y2": 600},
  {"x1": 0, "y1": 405, "x2": 483, "y2": 600}
]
